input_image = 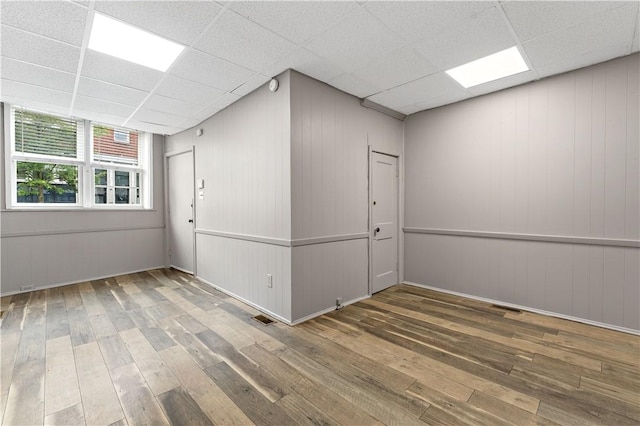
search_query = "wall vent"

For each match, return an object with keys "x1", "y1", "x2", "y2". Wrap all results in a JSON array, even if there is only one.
[{"x1": 252, "y1": 314, "x2": 275, "y2": 325}]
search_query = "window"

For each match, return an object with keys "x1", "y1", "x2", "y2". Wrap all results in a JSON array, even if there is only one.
[
  {"x1": 113, "y1": 130, "x2": 130, "y2": 144},
  {"x1": 5, "y1": 105, "x2": 152, "y2": 209},
  {"x1": 94, "y1": 169, "x2": 140, "y2": 205}
]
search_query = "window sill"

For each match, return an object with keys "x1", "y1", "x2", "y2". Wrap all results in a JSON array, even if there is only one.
[{"x1": 1, "y1": 207, "x2": 157, "y2": 212}]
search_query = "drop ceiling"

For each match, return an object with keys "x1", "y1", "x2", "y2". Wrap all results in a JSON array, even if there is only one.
[{"x1": 1, "y1": 1, "x2": 638, "y2": 135}]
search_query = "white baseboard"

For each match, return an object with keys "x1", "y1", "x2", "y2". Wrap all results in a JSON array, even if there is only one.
[
  {"x1": 0, "y1": 265, "x2": 167, "y2": 297},
  {"x1": 195, "y1": 275, "x2": 370, "y2": 326},
  {"x1": 169, "y1": 265, "x2": 194, "y2": 275},
  {"x1": 290, "y1": 294, "x2": 371, "y2": 325},
  {"x1": 195, "y1": 276, "x2": 293, "y2": 325},
  {"x1": 403, "y1": 281, "x2": 640, "y2": 336}
]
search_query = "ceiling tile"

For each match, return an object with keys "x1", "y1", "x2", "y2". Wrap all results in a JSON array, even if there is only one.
[
  {"x1": 94, "y1": 1, "x2": 223, "y2": 45},
  {"x1": 179, "y1": 118, "x2": 205, "y2": 130},
  {"x1": 77, "y1": 77, "x2": 147, "y2": 107},
  {"x1": 1, "y1": 79, "x2": 72, "y2": 108},
  {"x1": 194, "y1": 10, "x2": 298, "y2": 73},
  {"x1": 231, "y1": 74, "x2": 270, "y2": 97},
  {"x1": 1, "y1": 95, "x2": 71, "y2": 117},
  {"x1": 396, "y1": 104, "x2": 423, "y2": 115},
  {"x1": 170, "y1": 49, "x2": 254, "y2": 91},
  {"x1": 81, "y1": 50, "x2": 164, "y2": 91},
  {"x1": 1, "y1": 0, "x2": 87, "y2": 46},
  {"x1": 70, "y1": 109, "x2": 127, "y2": 127},
  {"x1": 187, "y1": 92, "x2": 242, "y2": 123},
  {"x1": 367, "y1": 72, "x2": 466, "y2": 108},
  {"x1": 72, "y1": 96, "x2": 135, "y2": 118},
  {"x1": 209, "y1": 92, "x2": 242, "y2": 111},
  {"x1": 1, "y1": 57, "x2": 75, "y2": 93},
  {"x1": 467, "y1": 69, "x2": 538, "y2": 96},
  {"x1": 1, "y1": 26, "x2": 80, "y2": 73},
  {"x1": 413, "y1": 7, "x2": 516, "y2": 70},
  {"x1": 329, "y1": 73, "x2": 383, "y2": 98},
  {"x1": 129, "y1": 108, "x2": 188, "y2": 127},
  {"x1": 154, "y1": 75, "x2": 225, "y2": 106},
  {"x1": 365, "y1": 1, "x2": 495, "y2": 43},
  {"x1": 228, "y1": 1, "x2": 359, "y2": 44},
  {"x1": 502, "y1": 1, "x2": 630, "y2": 43},
  {"x1": 190, "y1": 107, "x2": 222, "y2": 124},
  {"x1": 262, "y1": 48, "x2": 345, "y2": 82},
  {"x1": 126, "y1": 119, "x2": 183, "y2": 136},
  {"x1": 523, "y1": 4, "x2": 638, "y2": 75},
  {"x1": 534, "y1": 45, "x2": 632, "y2": 79},
  {"x1": 350, "y1": 47, "x2": 437, "y2": 89},
  {"x1": 414, "y1": 91, "x2": 472, "y2": 111},
  {"x1": 142, "y1": 94, "x2": 204, "y2": 117},
  {"x1": 303, "y1": 8, "x2": 405, "y2": 72}
]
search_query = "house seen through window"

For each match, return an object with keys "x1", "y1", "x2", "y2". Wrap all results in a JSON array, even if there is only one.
[{"x1": 6, "y1": 105, "x2": 152, "y2": 208}]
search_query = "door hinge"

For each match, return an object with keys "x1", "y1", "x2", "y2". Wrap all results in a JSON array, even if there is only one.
[{"x1": 396, "y1": 261, "x2": 399, "y2": 271}]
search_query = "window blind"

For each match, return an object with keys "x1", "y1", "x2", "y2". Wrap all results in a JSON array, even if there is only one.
[{"x1": 13, "y1": 107, "x2": 83, "y2": 159}]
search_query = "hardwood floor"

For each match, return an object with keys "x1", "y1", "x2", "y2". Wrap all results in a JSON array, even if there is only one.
[{"x1": 1, "y1": 268, "x2": 638, "y2": 425}]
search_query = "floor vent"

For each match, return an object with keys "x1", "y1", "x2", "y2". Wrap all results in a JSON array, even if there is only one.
[
  {"x1": 491, "y1": 304, "x2": 521, "y2": 313},
  {"x1": 252, "y1": 314, "x2": 275, "y2": 325}
]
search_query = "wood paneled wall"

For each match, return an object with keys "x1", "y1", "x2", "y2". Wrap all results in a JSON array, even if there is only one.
[
  {"x1": 167, "y1": 70, "x2": 404, "y2": 323},
  {"x1": 196, "y1": 234, "x2": 292, "y2": 322},
  {"x1": 167, "y1": 72, "x2": 291, "y2": 240},
  {"x1": 289, "y1": 71, "x2": 403, "y2": 322},
  {"x1": 404, "y1": 53, "x2": 640, "y2": 331},
  {"x1": 166, "y1": 71, "x2": 292, "y2": 321},
  {"x1": 0, "y1": 134, "x2": 166, "y2": 295}
]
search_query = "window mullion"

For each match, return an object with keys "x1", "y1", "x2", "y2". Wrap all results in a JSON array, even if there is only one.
[{"x1": 83, "y1": 119, "x2": 92, "y2": 207}]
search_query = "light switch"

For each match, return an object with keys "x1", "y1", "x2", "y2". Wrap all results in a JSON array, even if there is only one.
[{"x1": 197, "y1": 179, "x2": 204, "y2": 189}]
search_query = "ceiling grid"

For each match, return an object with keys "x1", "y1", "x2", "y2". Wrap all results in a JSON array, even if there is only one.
[{"x1": 0, "y1": 0, "x2": 638, "y2": 135}]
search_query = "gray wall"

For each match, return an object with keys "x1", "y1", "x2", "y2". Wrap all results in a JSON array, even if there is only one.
[
  {"x1": 166, "y1": 71, "x2": 293, "y2": 322},
  {"x1": 289, "y1": 71, "x2": 403, "y2": 322},
  {"x1": 0, "y1": 120, "x2": 166, "y2": 295},
  {"x1": 165, "y1": 70, "x2": 404, "y2": 323},
  {"x1": 404, "y1": 53, "x2": 639, "y2": 331}
]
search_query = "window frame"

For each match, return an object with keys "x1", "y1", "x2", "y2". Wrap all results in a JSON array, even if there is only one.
[{"x1": 4, "y1": 105, "x2": 152, "y2": 210}]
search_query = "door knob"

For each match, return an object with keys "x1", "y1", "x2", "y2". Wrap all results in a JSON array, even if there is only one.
[
  {"x1": 188, "y1": 219, "x2": 193, "y2": 223},
  {"x1": 374, "y1": 227, "x2": 380, "y2": 233}
]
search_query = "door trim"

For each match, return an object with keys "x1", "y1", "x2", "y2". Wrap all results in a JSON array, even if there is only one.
[
  {"x1": 164, "y1": 146, "x2": 197, "y2": 275},
  {"x1": 368, "y1": 147, "x2": 400, "y2": 295}
]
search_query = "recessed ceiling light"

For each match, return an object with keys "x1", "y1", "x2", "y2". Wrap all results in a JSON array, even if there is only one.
[
  {"x1": 445, "y1": 46, "x2": 529, "y2": 88},
  {"x1": 88, "y1": 12, "x2": 185, "y2": 72}
]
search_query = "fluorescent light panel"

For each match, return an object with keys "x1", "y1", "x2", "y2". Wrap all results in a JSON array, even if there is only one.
[
  {"x1": 446, "y1": 46, "x2": 529, "y2": 88},
  {"x1": 88, "y1": 13, "x2": 184, "y2": 72}
]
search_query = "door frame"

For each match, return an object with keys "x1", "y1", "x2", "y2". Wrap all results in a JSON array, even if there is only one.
[
  {"x1": 368, "y1": 146, "x2": 400, "y2": 295},
  {"x1": 164, "y1": 146, "x2": 197, "y2": 276}
]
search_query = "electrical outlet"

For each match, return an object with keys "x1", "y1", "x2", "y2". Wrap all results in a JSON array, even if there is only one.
[
  {"x1": 336, "y1": 297, "x2": 343, "y2": 309},
  {"x1": 266, "y1": 274, "x2": 273, "y2": 288}
]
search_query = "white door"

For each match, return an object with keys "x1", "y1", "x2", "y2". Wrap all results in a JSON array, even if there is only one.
[
  {"x1": 167, "y1": 150, "x2": 194, "y2": 274},
  {"x1": 371, "y1": 152, "x2": 399, "y2": 293}
]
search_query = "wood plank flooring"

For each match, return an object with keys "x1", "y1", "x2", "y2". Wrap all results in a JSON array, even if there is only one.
[{"x1": 1, "y1": 269, "x2": 638, "y2": 425}]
